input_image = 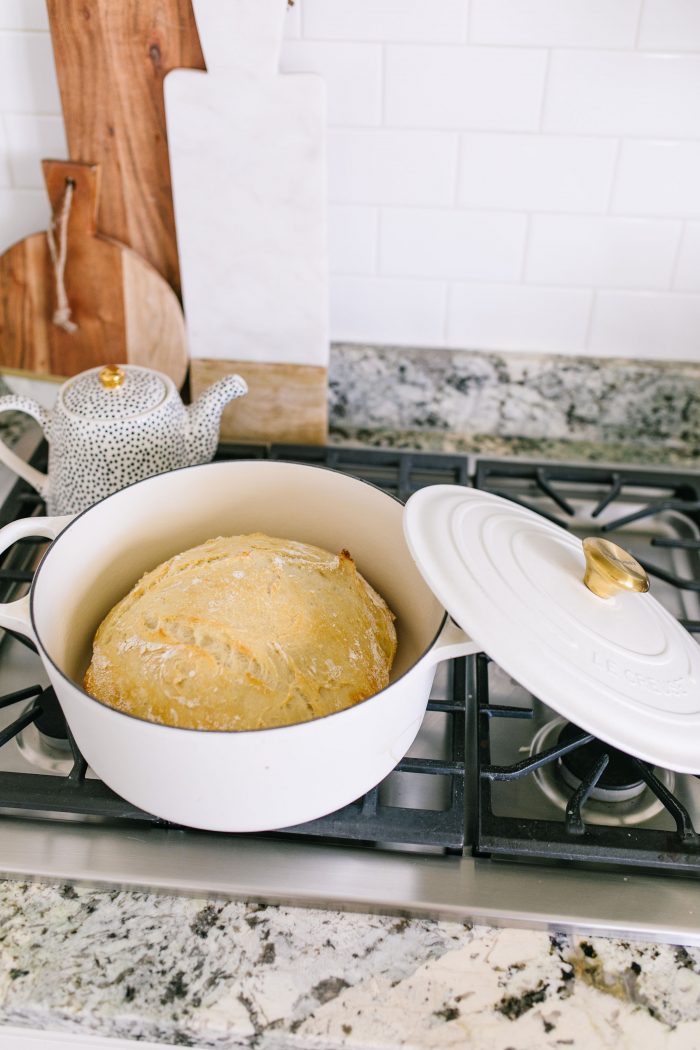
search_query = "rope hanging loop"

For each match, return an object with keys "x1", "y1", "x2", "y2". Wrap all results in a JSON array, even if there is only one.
[{"x1": 46, "y1": 177, "x2": 78, "y2": 334}]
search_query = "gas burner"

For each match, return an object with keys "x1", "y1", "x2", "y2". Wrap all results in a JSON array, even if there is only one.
[
  {"x1": 16, "y1": 718, "x2": 73, "y2": 774},
  {"x1": 15, "y1": 688, "x2": 73, "y2": 775},
  {"x1": 557, "y1": 722, "x2": 648, "y2": 803},
  {"x1": 530, "y1": 718, "x2": 673, "y2": 827},
  {"x1": 32, "y1": 687, "x2": 69, "y2": 742}
]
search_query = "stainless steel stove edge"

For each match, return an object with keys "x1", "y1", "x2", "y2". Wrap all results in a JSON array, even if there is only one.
[{"x1": 0, "y1": 818, "x2": 697, "y2": 948}]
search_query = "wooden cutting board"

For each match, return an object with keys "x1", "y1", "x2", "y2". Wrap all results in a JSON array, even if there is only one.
[
  {"x1": 46, "y1": 0, "x2": 205, "y2": 297},
  {"x1": 165, "y1": 0, "x2": 329, "y2": 442},
  {"x1": 0, "y1": 160, "x2": 188, "y2": 386}
]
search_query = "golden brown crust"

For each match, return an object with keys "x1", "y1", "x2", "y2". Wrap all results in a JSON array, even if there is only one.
[{"x1": 83, "y1": 533, "x2": 397, "y2": 730}]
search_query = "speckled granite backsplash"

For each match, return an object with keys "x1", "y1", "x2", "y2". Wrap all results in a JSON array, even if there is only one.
[
  {"x1": 4, "y1": 348, "x2": 700, "y2": 467},
  {"x1": 328, "y1": 345, "x2": 700, "y2": 466}
]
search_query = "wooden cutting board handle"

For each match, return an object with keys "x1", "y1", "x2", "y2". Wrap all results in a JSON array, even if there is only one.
[
  {"x1": 0, "y1": 160, "x2": 188, "y2": 386},
  {"x1": 43, "y1": 159, "x2": 99, "y2": 237},
  {"x1": 46, "y1": 0, "x2": 205, "y2": 297}
]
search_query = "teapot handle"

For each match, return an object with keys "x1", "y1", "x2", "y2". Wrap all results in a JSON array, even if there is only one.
[{"x1": 0, "y1": 396, "x2": 51, "y2": 497}]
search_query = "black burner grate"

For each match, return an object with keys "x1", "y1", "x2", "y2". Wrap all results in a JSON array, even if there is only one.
[
  {"x1": 0, "y1": 442, "x2": 470, "y2": 852},
  {"x1": 474, "y1": 459, "x2": 700, "y2": 533},
  {"x1": 475, "y1": 658, "x2": 700, "y2": 873}
]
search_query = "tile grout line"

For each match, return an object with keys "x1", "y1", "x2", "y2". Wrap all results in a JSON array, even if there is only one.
[
  {"x1": 536, "y1": 48, "x2": 552, "y2": 132},
  {"x1": 465, "y1": 0, "x2": 473, "y2": 43},
  {"x1": 0, "y1": 111, "x2": 64, "y2": 120},
  {"x1": 374, "y1": 208, "x2": 382, "y2": 276},
  {"x1": 669, "y1": 221, "x2": 687, "y2": 291},
  {"x1": 519, "y1": 214, "x2": 532, "y2": 282},
  {"x1": 329, "y1": 126, "x2": 699, "y2": 143},
  {"x1": 328, "y1": 200, "x2": 698, "y2": 223},
  {"x1": 584, "y1": 289, "x2": 597, "y2": 352},
  {"x1": 328, "y1": 274, "x2": 700, "y2": 297},
  {"x1": 634, "y1": 0, "x2": 645, "y2": 49},
  {"x1": 453, "y1": 134, "x2": 462, "y2": 208},
  {"x1": 442, "y1": 282, "x2": 451, "y2": 347},
  {"x1": 605, "y1": 138, "x2": 622, "y2": 214},
  {"x1": 293, "y1": 36, "x2": 700, "y2": 52},
  {"x1": 0, "y1": 27, "x2": 50, "y2": 34}
]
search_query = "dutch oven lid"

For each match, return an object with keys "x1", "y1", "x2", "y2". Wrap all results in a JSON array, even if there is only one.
[
  {"x1": 404, "y1": 485, "x2": 700, "y2": 774},
  {"x1": 61, "y1": 365, "x2": 168, "y2": 420}
]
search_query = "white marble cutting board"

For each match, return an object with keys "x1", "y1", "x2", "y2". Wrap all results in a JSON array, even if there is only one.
[{"x1": 164, "y1": 0, "x2": 329, "y2": 368}]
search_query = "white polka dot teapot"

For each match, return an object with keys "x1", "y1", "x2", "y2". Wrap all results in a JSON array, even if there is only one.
[{"x1": 0, "y1": 364, "x2": 247, "y2": 515}]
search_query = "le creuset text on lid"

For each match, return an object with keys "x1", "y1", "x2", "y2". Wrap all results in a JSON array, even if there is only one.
[{"x1": 403, "y1": 485, "x2": 700, "y2": 775}]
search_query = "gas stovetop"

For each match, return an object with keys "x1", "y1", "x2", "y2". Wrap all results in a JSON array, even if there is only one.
[{"x1": 1, "y1": 440, "x2": 700, "y2": 946}]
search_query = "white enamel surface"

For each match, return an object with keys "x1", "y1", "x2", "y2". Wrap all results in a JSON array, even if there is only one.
[
  {"x1": 405, "y1": 485, "x2": 700, "y2": 774},
  {"x1": 164, "y1": 0, "x2": 329, "y2": 367},
  {"x1": 18, "y1": 461, "x2": 450, "y2": 831},
  {"x1": 59, "y1": 366, "x2": 169, "y2": 419},
  {"x1": 0, "y1": 514, "x2": 71, "y2": 639}
]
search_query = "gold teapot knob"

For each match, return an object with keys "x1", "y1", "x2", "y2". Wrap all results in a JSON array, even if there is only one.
[
  {"x1": 99, "y1": 365, "x2": 125, "y2": 389},
  {"x1": 582, "y1": 537, "x2": 650, "y2": 599}
]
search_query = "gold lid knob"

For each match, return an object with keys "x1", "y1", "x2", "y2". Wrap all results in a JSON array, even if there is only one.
[
  {"x1": 582, "y1": 537, "x2": 650, "y2": 599},
  {"x1": 99, "y1": 365, "x2": 125, "y2": 389}
]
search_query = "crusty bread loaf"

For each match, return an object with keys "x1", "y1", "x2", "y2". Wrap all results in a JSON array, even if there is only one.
[{"x1": 83, "y1": 533, "x2": 397, "y2": 731}]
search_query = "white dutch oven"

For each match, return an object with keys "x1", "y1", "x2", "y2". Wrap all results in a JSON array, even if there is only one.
[
  {"x1": 1, "y1": 458, "x2": 699, "y2": 832},
  {"x1": 0, "y1": 460, "x2": 475, "y2": 832}
]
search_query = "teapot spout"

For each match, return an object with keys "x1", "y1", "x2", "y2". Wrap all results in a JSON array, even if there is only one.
[{"x1": 185, "y1": 373, "x2": 247, "y2": 463}]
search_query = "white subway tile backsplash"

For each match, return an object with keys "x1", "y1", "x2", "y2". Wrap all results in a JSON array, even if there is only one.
[
  {"x1": 0, "y1": 188, "x2": 49, "y2": 252},
  {"x1": 0, "y1": 31, "x2": 61, "y2": 115},
  {"x1": 638, "y1": 0, "x2": 700, "y2": 52},
  {"x1": 280, "y1": 42, "x2": 381, "y2": 126},
  {"x1": 527, "y1": 216, "x2": 682, "y2": 289},
  {"x1": 612, "y1": 140, "x2": 700, "y2": 218},
  {"x1": 590, "y1": 292, "x2": 700, "y2": 360},
  {"x1": 0, "y1": 2, "x2": 48, "y2": 30},
  {"x1": 385, "y1": 45, "x2": 547, "y2": 131},
  {"x1": 328, "y1": 205, "x2": 378, "y2": 274},
  {"x1": 459, "y1": 134, "x2": 617, "y2": 213},
  {"x1": 1, "y1": 4, "x2": 700, "y2": 363},
  {"x1": 544, "y1": 51, "x2": 700, "y2": 139},
  {"x1": 447, "y1": 284, "x2": 592, "y2": 352},
  {"x1": 330, "y1": 276, "x2": 447, "y2": 345},
  {"x1": 303, "y1": 0, "x2": 468, "y2": 44},
  {"x1": 327, "y1": 130, "x2": 458, "y2": 205},
  {"x1": 470, "y1": 0, "x2": 640, "y2": 48},
  {"x1": 4, "y1": 113, "x2": 66, "y2": 188},
  {"x1": 380, "y1": 208, "x2": 527, "y2": 281},
  {"x1": 675, "y1": 224, "x2": 700, "y2": 292}
]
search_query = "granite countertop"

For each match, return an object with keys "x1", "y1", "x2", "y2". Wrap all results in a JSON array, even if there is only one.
[{"x1": 1, "y1": 883, "x2": 700, "y2": 1048}]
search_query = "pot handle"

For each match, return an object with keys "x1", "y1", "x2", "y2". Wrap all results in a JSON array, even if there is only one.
[
  {"x1": 0, "y1": 515, "x2": 72, "y2": 642},
  {"x1": 0, "y1": 396, "x2": 51, "y2": 496},
  {"x1": 425, "y1": 616, "x2": 481, "y2": 667}
]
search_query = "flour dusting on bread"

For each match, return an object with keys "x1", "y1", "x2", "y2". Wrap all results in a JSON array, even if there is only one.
[{"x1": 83, "y1": 533, "x2": 397, "y2": 731}]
